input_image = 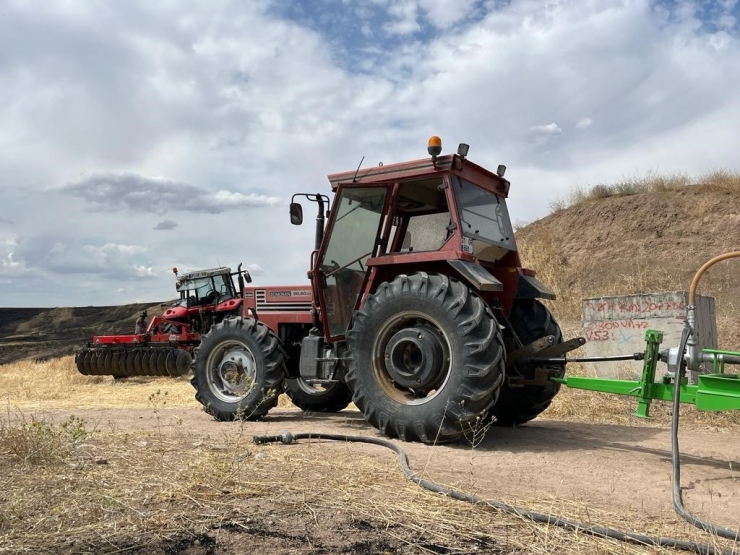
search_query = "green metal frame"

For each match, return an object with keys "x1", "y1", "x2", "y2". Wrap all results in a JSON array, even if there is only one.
[{"x1": 551, "y1": 330, "x2": 740, "y2": 417}]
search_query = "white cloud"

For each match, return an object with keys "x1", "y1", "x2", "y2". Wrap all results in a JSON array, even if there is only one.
[
  {"x1": 1, "y1": 0, "x2": 740, "y2": 305},
  {"x1": 61, "y1": 172, "x2": 280, "y2": 214},
  {"x1": 576, "y1": 117, "x2": 594, "y2": 129},
  {"x1": 245, "y1": 263, "x2": 264, "y2": 277},
  {"x1": 718, "y1": 14, "x2": 737, "y2": 29},
  {"x1": 524, "y1": 123, "x2": 563, "y2": 147},
  {"x1": 382, "y1": 0, "x2": 421, "y2": 35}
]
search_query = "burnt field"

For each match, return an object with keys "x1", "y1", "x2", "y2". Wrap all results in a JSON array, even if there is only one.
[{"x1": 0, "y1": 303, "x2": 161, "y2": 365}]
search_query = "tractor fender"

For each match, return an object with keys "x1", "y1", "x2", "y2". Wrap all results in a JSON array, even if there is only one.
[
  {"x1": 515, "y1": 274, "x2": 556, "y2": 300},
  {"x1": 446, "y1": 259, "x2": 503, "y2": 292},
  {"x1": 216, "y1": 298, "x2": 243, "y2": 312},
  {"x1": 163, "y1": 305, "x2": 188, "y2": 319}
]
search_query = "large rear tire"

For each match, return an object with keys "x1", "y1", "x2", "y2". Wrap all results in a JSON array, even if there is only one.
[
  {"x1": 345, "y1": 273, "x2": 505, "y2": 444},
  {"x1": 191, "y1": 317, "x2": 286, "y2": 421},
  {"x1": 491, "y1": 299, "x2": 564, "y2": 427},
  {"x1": 284, "y1": 379, "x2": 353, "y2": 412}
]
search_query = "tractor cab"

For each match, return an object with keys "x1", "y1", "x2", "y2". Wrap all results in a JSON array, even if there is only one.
[
  {"x1": 306, "y1": 138, "x2": 533, "y2": 342},
  {"x1": 175, "y1": 267, "x2": 240, "y2": 307}
]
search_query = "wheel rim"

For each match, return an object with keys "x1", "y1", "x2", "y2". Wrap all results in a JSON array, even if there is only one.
[
  {"x1": 206, "y1": 340, "x2": 258, "y2": 403},
  {"x1": 294, "y1": 378, "x2": 335, "y2": 396},
  {"x1": 371, "y1": 310, "x2": 451, "y2": 405}
]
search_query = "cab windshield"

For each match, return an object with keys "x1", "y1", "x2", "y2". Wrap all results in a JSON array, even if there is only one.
[
  {"x1": 177, "y1": 274, "x2": 234, "y2": 305},
  {"x1": 451, "y1": 176, "x2": 516, "y2": 251}
]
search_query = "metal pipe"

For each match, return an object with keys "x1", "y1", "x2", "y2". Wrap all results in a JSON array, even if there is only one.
[
  {"x1": 529, "y1": 354, "x2": 644, "y2": 364},
  {"x1": 686, "y1": 251, "x2": 740, "y2": 372},
  {"x1": 701, "y1": 352, "x2": 740, "y2": 365},
  {"x1": 689, "y1": 251, "x2": 740, "y2": 304},
  {"x1": 686, "y1": 303, "x2": 700, "y2": 372}
]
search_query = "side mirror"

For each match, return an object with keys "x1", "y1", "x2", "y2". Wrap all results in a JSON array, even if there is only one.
[
  {"x1": 244, "y1": 271, "x2": 252, "y2": 284},
  {"x1": 290, "y1": 202, "x2": 303, "y2": 225}
]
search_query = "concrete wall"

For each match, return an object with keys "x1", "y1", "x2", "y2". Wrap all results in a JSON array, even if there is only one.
[{"x1": 581, "y1": 292, "x2": 716, "y2": 379}]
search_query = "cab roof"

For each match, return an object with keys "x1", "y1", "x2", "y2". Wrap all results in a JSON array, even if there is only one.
[
  {"x1": 179, "y1": 267, "x2": 231, "y2": 281},
  {"x1": 326, "y1": 154, "x2": 509, "y2": 197}
]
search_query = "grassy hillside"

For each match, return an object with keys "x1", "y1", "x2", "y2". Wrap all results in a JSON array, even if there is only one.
[{"x1": 516, "y1": 171, "x2": 740, "y2": 348}]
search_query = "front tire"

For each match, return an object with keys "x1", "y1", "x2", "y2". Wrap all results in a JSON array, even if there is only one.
[
  {"x1": 491, "y1": 299, "x2": 564, "y2": 427},
  {"x1": 346, "y1": 273, "x2": 505, "y2": 444},
  {"x1": 191, "y1": 317, "x2": 286, "y2": 421}
]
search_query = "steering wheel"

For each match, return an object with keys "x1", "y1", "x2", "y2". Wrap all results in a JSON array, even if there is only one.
[{"x1": 325, "y1": 252, "x2": 372, "y2": 278}]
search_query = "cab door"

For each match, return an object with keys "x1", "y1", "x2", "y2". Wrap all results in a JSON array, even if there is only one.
[{"x1": 315, "y1": 185, "x2": 389, "y2": 340}]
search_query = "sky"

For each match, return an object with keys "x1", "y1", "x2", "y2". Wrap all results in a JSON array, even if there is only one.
[{"x1": 1, "y1": 0, "x2": 739, "y2": 307}]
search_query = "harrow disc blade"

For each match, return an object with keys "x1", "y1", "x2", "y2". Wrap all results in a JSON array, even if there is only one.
[
  {"x1": 75, "y1": 352, "x2": 86, "y2": 375},
  {"x1": 133, "y1": 349, "x2": 144, "y2": 376},
  {"x1": 165, "y1": 350, "x2": 177, "y2": 377},
  {"x1": 83, "y1": 350, "x2": 95, "y2": 375},
  {"x1": 116, "y1": 351, "x2": 129, "y2": 378},
  {"x1": 148, "y1": 350, "x2": 159, "y2": 376},
  {"x1": 102, "y1": 351, "x2": 114, "y2": 375},
  {"x1": 156, "y1": 350, "x2": 168, "y2": 376},
  {"x1": 89, "y1": 351, "x2": 101, "y2": 375},
  {"x1": 95, "y1": 351, "x2": 107, "y2": 376},
  {"x1": 140, "y1": 351, "x2": 152, "y2": 376},
  {"x1": 111, "y1": 351, "x2": 121, "y2": 376},
  {"x1": 175, "y1": 349, "x2": 192, "y2": 376},
  {"x1": 121, "y1": 351, "x2": 134, "y2": 377}
]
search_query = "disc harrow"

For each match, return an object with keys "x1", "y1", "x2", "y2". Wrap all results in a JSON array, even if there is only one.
[{"x1": 75, "y1": 347, "x2": 192, "y2": 378}]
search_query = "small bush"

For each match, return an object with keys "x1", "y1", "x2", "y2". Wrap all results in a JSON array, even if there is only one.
[{"x1": 0, "y1": 414, "x2": 91, "y2": 465}]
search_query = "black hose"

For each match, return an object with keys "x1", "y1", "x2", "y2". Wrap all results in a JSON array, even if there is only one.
[
  {"x1": 254, "y1": 431, "x2": 738, "y2": 554},
  {"x1": 671, "y1": 325, "x2": 740, "y2": 542}
]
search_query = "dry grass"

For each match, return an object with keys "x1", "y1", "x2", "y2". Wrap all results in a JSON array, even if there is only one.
[
  {"x1": 0, "y1": 356, "x2": 199, "y2": 410},
  {"x1": 517, "y1": 237, "x2": 689, "y2": 322},
  {"x1": 549, "y1": 169, "x2": 740, "y2": 213},
  {"x1": 0, "y1": 356, "x2": 303, "y2": 413},
  {"x1": 1, "y1": 414, "x2": 736, "y2": 555}
]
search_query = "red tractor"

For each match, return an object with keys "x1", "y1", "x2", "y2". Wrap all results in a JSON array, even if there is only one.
[
  {"x1": 191, "y1": 138, "x2": 577, "y2": 443},
  {"x1": 76, "y1": 265, "x2": 251, "y2": 378}
]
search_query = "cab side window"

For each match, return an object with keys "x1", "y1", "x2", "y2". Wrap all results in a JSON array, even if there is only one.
[{"x1": 389, "y1": 178, "x2": 452, "y2": 253}]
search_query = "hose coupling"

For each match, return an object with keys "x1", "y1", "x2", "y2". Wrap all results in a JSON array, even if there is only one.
[{"x1": 252, "y1": 431, "x2": 295, "y2": 445}]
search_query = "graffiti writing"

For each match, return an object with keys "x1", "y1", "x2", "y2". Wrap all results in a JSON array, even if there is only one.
[
  {"x1": 584, "y1": 319, "x2": 649, "y2": 331},
  {"x1": 584, "y1": 301, "x2": 686, "y2": 315},
  {"x1": 583, "y1": 319, "x2": 651, "y2": 342}
]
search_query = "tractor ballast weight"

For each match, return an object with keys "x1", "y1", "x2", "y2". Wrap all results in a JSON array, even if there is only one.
[
  {"x1": 76, "y1": 265, "x2": 251, "y2": 378},
  {"x1": 191, "y1": 138, "x2": 580, "y2": 441}
]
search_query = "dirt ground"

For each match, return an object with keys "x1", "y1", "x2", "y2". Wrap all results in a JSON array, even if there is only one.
[{"x1": 10, "y1": 405, "x2": 739, "y2": 554}]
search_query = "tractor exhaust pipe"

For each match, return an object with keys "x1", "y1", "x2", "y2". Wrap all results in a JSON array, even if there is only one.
[{"x1": 314, "y1": 196, "x2": 325, "y2": 251}]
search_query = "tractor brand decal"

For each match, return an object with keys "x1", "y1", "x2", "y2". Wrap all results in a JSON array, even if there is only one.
[
  {"x1": 244, "y1": 292, "x2": 254, "y2": 298},
  {"x1": 268, "y1": 290, "x2": 311, "y2": 298},
  {"x1": 256, "y1": 289, "x2": 312, "y2": 312}
]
